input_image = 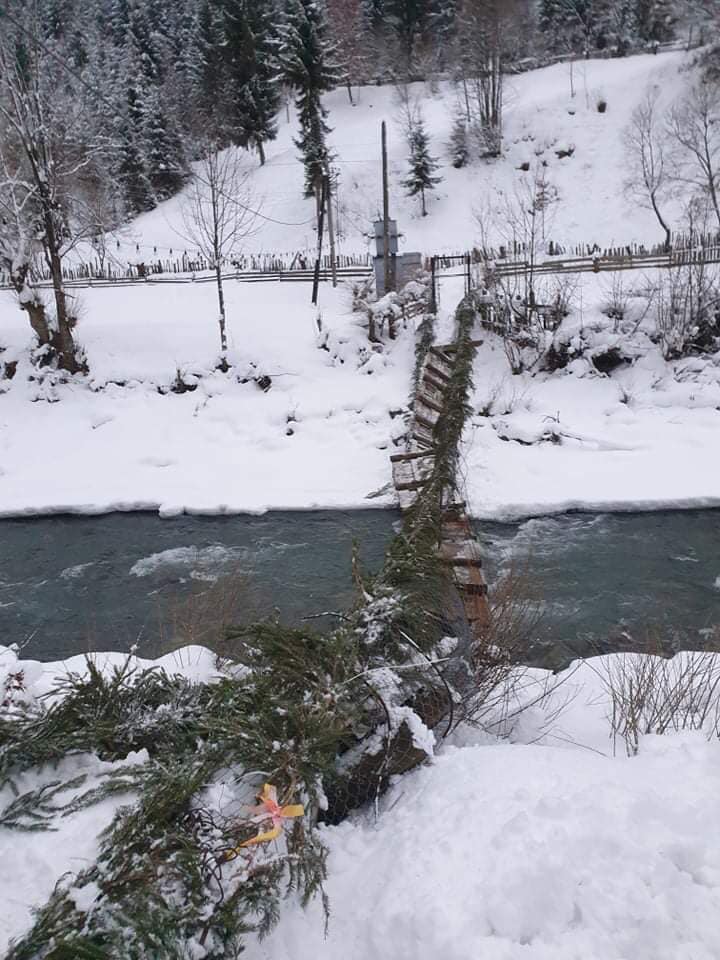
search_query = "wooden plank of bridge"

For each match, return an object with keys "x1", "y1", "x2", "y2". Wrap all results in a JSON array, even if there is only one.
[{"x1": 390, "y1": 329, "x2": 491, "y2": 638}]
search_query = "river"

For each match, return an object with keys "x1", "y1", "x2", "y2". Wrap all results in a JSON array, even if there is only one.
[{"x1": 1, "y1": 509, "x2": 718, "y2": 667}]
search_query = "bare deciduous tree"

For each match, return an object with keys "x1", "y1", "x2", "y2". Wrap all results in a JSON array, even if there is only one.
[
  {"x1": 180, "y1": 144, "x2": 256, "y2": 366},
  {"x1": 650, "y1": 200, "x2": 720, "y2": 358},
  {"x1": 453, "y1": 0, "x2": 509, "y2": 157},
  {"x1": 326, "y1": 0, "x2": 368, "y2": 104},
  {"x1": 667, "y1": 80, "x2": 720, "y2": 230},
  {"x1": 624, "y1": 89, "x2": 674, "y2": 250},
  {"x1": 0, "y1": 30, "x2": 92, "y2": 373}
]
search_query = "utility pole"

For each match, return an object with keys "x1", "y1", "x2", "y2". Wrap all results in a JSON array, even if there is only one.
[
  {"x1": 325, "y1": 168, "x2": 338, "y2": 288},
  {"x1": 381, "y1": 120, "x2": 393, "y2": 295},
  {"x1": 312, "y1": 178, "x2": 327, "y2": 306}
]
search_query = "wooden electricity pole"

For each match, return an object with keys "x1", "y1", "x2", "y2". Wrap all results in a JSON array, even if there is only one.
[{"x1": 381, "y1": 120, "x2": 393, "y2": 295}]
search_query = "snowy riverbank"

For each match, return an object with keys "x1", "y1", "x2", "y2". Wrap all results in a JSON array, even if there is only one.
[
  {"x1": 2, "y1": 268, "x2": 720, "y2": 521},
  {"x1": 2, "y1": 644, "x2": 720, "y2": 959}
]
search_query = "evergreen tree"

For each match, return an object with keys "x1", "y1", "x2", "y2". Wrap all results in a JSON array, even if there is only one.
[
  {"x1": 279, "y1": 0, "x2": 341, "y2": 199},
  {"x1": 539, "y1": 0, "x2": 595, "y2": 55},
  {"x1": 634, "y1": 0, "x2": 676, "y2": 44},
  {"x1": 448, "y1": 113, "x2": 469, "y2": 168},
  {"x1": 196, "y1": 0, "x2": 226, "y2": 127},
  {"x1": 383, "y1": 0, "x2": 434, "y2": 73},
  {"x1": 404, "y1": 115, "x2": 442, "y2": 215},
  {"x1": 142, "y1": 87, "x2": 188, "y2": 200},
  {"x1": 362, "y1": 0, "x2": 385, "y2": 27},
  {"x1": 223, "y1": 0, "x2": 282, "y2": 163}
]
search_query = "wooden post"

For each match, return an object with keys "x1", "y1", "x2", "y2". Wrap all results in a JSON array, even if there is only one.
[
  {"x1": 382, "y1": 121, "x2": 393, "y2": 295},
  {"x1": 325, "y1": 169, "x2": 338, "y2": 289},
  {"x1": 311, "y1": 178, "x2": 327, "y2": 306},
  {"x1": 430, "y1": 256, "x2": 437, "y2": 313}
]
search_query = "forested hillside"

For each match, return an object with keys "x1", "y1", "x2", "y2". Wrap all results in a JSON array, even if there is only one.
[{"x1": 0, "y1": 0, "x2": 715, "y2": 223}]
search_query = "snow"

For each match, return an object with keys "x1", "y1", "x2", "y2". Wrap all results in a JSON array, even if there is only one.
[
  {"x1": 0, "y1": 281, "x2": 412, "y2": 516},
  {"x1": 86, "y1": 51, "x2": 690, "y2": 262},
  {"x1": 3, "y1": 645, "x2": 720, "y2": 959},
  {"x1": 1, "y1": 49, "x2": 719, "y2": 521},
  {"x1": 0, "y1": 750, "x2": 144, "y2": 951},
  {"x1": 245, "y1": 731, "x2": 720, "y2": 960}
]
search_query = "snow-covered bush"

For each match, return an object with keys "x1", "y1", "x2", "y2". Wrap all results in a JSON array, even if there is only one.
[
  {"x1": 356, "y1": 275, "x2": 431, "y2": 343},
  {"x1": 650, "y1": 262, "x2": 720, "y2": 359},
  {"x1": 600, "y1": 648, "x2": 720, "y2": 756}
]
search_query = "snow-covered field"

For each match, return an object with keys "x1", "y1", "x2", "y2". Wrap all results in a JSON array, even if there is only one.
[
  {"x1": 2, "y1": 265, "x2": 720, "y2": 519},
  {"x1": 2, "y1": 49, "x2": 719, "y2": 520},
  {"x1": 0, "y1": 282, "x2": 412, "y2": 516},
  {"x1": 2, "y1": 643, "x2": 719, "y2": 959}
]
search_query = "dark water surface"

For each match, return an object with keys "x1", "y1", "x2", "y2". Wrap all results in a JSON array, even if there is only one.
[{"x1": 0, "y1": 509, "x2": 718, "y2": 665}]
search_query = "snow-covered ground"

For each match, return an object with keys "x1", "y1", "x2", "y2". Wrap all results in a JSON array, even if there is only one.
[
  {"x1": 0, "y1": 282, "x2": 412, "y2": 516},
  {"x1": 2, "y1": 643, "x2": 719, "y2": 959},
  {"x1": 2, "y1": 49, "x2": 719, "y2": 520},
  {"x1": 97, "y1": 50, "x2": 691, "y2": 263},
  {"x1": 2, "y1": 266, "x2": 719, "y2": 519}
]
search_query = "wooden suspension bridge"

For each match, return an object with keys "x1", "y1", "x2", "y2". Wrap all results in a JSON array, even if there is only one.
[{"x1": 390, "y1": 318, "x2": 490, "y2": 638}]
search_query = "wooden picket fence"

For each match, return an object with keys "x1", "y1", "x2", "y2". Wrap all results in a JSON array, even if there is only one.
[
  {"x1": 0, "y1": 250, "x2": 372, "y2": 288},
  {"x1": 0, "y1": 251, "x2": 373, "y2": 290},
  {"x1": 428, "y1": 230, "x2": 720, "y2": 282}
]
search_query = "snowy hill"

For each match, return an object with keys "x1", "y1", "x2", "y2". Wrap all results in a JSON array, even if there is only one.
[{"x1": 111, "y1": 50, "x2": 692, "y2": 265}]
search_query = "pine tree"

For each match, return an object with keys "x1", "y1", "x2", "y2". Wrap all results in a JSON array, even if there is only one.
[
  {"x1": 383, "y1": 0, "x2": 434, "y2": 74},
  {"x1": 404, "y1": 115, "x2": 442, "y2": 215},
  {"x1": 223, "y1": 0, "x2": 282, "y2": 163},
  {"x1": 197, "y1": 0, "x2": 226, "y2": 128},
  {"x1": 448, "y1": 113, "x2": 469, "y2": 168},
  {"x1": 539, "y1": 0, "x2": 594, "y2": 56},
  {"x1": 279, "y1": 0, "x2": 342, "y2": 200},
  {"x1": 634, "y1": 0, "x2": 676, "y2": 44},
  {"x1": 142, "y1": 87, "x2": 188, "y2": 200}
]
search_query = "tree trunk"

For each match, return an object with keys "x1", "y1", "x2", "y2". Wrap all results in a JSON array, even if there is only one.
[
  {"x1": 215, "y1": 261, "x2": 228, "y2": 360},
  {"x1": 346, "y1": 82, "x2": 354, "y2": 105},
  {"x1": 257, "y1": 140, "x2": 266, "y2": 166},
  {"x1": 462, "y1": 78, "x2": 471, "y2": 123},
  {"x1": 650, "y1": 192, "x2": 672, "y2": 252},
  {"x1": 9, "y1": 252, "x2": 84, "y2": 373},
  {"x1": 421, "y1": 187, "x2": 427, "y2": 217},
  {"x1": 42, "y1": 209, "x2": 85, "y2": 374}
]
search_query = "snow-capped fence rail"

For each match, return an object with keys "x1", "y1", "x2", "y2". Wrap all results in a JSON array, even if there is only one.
[
  {"x1": 437, "y1": 232, "x2": 720, "y2": 282},
  {"x1": 0, "y1": 251, "x2": 372, "y2": 289},
  {"x1": 0, "y1": 264, "x2": 372, "y2": 292},
  {"x1": 489, "y1": 244, "x2": 720, "y2": 280}
]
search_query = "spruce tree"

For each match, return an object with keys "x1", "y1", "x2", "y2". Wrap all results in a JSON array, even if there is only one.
[
  {"x1": 539, "y1": 0, "x2": 594, "y2": 56},
  {"x1": 279, "y1": 0, "x2": 342, "y2": 200},
  {"x1": 448, "y1": 113, "x2": 469, "y2": 168},
  {"x1": 384, "y1": 0, "x2": 434, "y2": 74},
  {"x1": 223, "y1": 0, "x2": 282, "y2": 163},
  {"x1": 635, "y1": 0, "x2": 676, "y2": 44},
  {"x1": 404, "y1": 116, "x2": 442, "y2": 215},
  {"x1": 197, "y1": 0, "x2": 226, "y2": 129}
]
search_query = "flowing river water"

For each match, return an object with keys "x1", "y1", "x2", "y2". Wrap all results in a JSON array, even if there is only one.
[{"x1": 0, "y1": 509, "x2": 718, "y2": 668}]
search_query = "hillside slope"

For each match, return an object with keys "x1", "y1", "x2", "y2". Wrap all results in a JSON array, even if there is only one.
[{"x1": 114, "y1": 50, "x2": 691, "y2": 265}]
